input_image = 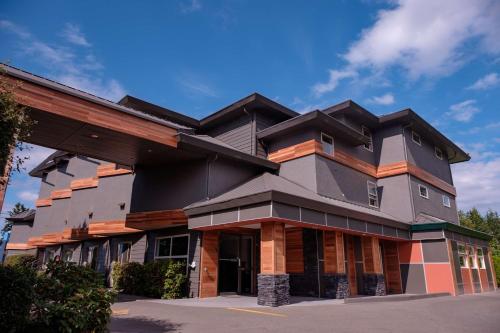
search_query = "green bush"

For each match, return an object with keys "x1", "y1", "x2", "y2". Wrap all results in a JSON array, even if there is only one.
[
  {"x1": 0, "y1": 265, "x2": 35, "y2": 332},
  {"x1": 112, "y1": 260, "x2": 186, "y2": 299},
  {"x1": 493, "y1": 255, "x2": 500, "y2": 286},
  {"x1": 4, "y1": 254, "x2": 38, "y2": 270}
]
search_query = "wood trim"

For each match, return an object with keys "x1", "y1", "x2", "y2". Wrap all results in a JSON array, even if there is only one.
[
  {"x1": 199, "y1": 231, "x2": 219, "y2": 298},
  {"x1": 50, "y1": 188, "x2": 72, "y2": 200},
  {"x1": 489, "y1": 252, "x2": 498, "y2": 289},
  {"x1": 126, "y1": 209, "x2": 187, "y2": 230},
  {"x1": 362, "y1": 236, "x2": 382, "y2": 274},
  {"x1": 447, "y1": 239, "x2": 458, "y2": 295},
  {"x1": 267, "y1": 139, "x2": 456, "y2": 195},
  {"x1": 88, "y1": 220, "x2": 141, "y2": 235},
  {"x1": 285, "y1": 228, "x2": 304, "y2": 273},
  {"x1": 70, "y1": 177, "x2": 99, "y2": 190},
  {"x1": 5, "y1": 242, "x2": 36, "y2": 250},
  {"x1": 260, "y1": 222, "x2": 286, "y2": 274},
  {"x1": 27, "y1": 236, "x2": 52, "y2": 247},
  {"x1": 35, "y1": 198, "x2": 53, "y2": 207},
  {"x1": 96, "y1": 163, "x2": 133, "y2": 178},
  {"x1": 346, "y1": 235, "x2": 357, "y2": 295},
  {"x1": 9, "y1": 76, "x2": 178, "y2": 148}
]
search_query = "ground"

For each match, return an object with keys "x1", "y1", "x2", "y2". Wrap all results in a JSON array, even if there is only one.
[{"x1": 110, "y1": 292, "x2": 500, "y2": 333}]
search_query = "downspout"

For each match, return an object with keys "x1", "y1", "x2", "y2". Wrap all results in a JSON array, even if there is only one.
[
  {"x1": 206, "y1": 154, "x2": 218, "y2": 200},
  {"x1": 401, "y1": 124, "x2": 416, "y2": 223}
]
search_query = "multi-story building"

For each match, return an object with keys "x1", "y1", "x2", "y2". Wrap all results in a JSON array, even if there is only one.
[{"x1": 4, "y1": 64, "x2": 497, "y2": 306}]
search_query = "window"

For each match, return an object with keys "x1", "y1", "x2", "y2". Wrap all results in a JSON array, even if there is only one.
[
  {"x1": 442, "y1": 195, "x2": 451, "y2": 208},
  {"x1": 321, "y1": 133, "x2": 334, "y2": 156},
  {"x1": 418, "y1": 184, "x2": 429, "y2": 199},
  {"x1": 88, "y1": 246, "x2": 99, "y2": 270},
  {"x1": 367, "y1": 181, "x2": 379, "y2": 208},
  {"x1": 468, "y1": 246, "x2": 477, "y2": 269},
  {"x1": 435, "y1": 147, "x2": 444, "y2": 160},
  {"x1": 477, "y1": 248, "x2": 485, "y2": 269},
  {"x1": 155, "y1": 235, "x2": 189, "y2": 264},
  {"x1": 45, "y1": 249, "x2": 56, "y2": 264},
  {"x1": 62, "y1": 249, "x2": 74, "y2": 262},
  {"x1": 411, "y1": 131, "x2": 421, "y2": 145},
  {"x1": 362, "y1": 126, "x2": 373, "y2": 152},
  {"x1": 117, "y1": 242, "x2": 132, "y2": 264},
  {"x1": 458, "y1": 243, "x2": 467, "y2": 268}
]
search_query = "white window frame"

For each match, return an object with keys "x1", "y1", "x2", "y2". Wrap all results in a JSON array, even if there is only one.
[
  {"x1": 62, "y1": 249, "x2": 74, "y2": 262},
  {"x1": 154, "y1": 234, "x2": 190, "y2": 260},
  {"x1": 442, "y1": 195, "x2": 451, "y2": 208},
  {"x1": 435, "y1": 146, "x2": 443, "y2": 160},
  {"x1": 468, "y1": 246, "x2": 477, "y2": 269},
  {"x1": 477, "y1": 248, "x2": 486, "y2": 269},
  {"x1": 458, "y1": 243, "x2": 467, "y2": 268},
  {"x1": 361, "y1": 126, "x2": 373, "y2": 152},
  {"x1": 367, "y1": 181, "x2": 379, "y2": 208},
  {"x1": 411, "y1": 131, "x2": 422, "y2": 146},
  {"x1": 418, "y1": 184, "x2": 429, "y2": 199},
  {"x1": 320, "y1": 132, "x2": 334, "y2": 156},
  {"x1": 117, "y1": 241, "x2": 132, "y2": 264}
]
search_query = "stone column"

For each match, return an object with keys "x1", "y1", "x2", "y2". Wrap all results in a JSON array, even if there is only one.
[
  {"x1": 362, "y1": 236, "x2": 386, "y2": 296},
  {"x1": 258, "y1": 222, "x2": 290, "y2": 306}
]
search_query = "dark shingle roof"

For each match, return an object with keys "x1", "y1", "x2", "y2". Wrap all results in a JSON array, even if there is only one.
[{"x1": 6, "y1": 209, "x2": 36, "y2": 222}]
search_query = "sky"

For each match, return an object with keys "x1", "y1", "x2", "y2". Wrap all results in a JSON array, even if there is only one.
[{"x1": 1, "y1": 0, "x2": 500, "y2": 221}]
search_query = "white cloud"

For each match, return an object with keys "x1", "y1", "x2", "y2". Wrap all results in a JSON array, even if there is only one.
[
  {"x1": 312, "y1": 69, "x2": 357, "y2": 96},
  {"x1": 178, "y1": 76, "x2": 217, "y2": 97},
  {"x1": 0, "y1": 19, "x2": 31, "y2": 39},
  {"x1": 16, "y1": 145, "x2": 56, "y2": 171},
  {"x1": 61, "y1": 23, "x2": 91, "y2": 47},
  {"x1": 57, "y1": 74, "x2": 126, "y2": 102},
  {"x1": 180, "y1": 0, "x2": 202, "y2": 13},
  {"x1": 313, "y1": 0, "x2": 500, "y2": 95},
  {"x1": 367, "y1": 93, "x2": 395, "y2": 105},
  {"x1": 447, "y1": 100, "x2": 480, "y2": 122},
  {"x1": 18, "y1": 190, "x2": 38, "y2": 202},
  {"x1": 467, "y1": 72, "x2": 499, "y2": 90}
]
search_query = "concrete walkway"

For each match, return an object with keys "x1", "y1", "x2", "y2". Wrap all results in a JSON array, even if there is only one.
[{"x1": 146, "y1": 295, "x2": 344, "y2": 308}]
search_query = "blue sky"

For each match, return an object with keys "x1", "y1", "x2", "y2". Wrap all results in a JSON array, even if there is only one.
[{"x1": 1, "y1": 0, "x2": 500, "y2": 221}]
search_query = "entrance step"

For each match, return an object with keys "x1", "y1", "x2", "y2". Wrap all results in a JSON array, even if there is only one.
[{"x1": 344, "y1": 292, "x2": 451, "y2": 304}]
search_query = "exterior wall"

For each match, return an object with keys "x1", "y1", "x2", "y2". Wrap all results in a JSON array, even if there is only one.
[
  {"x1": 109, "y1": 233, "x2": 147, "y2": 264},
  {"x1": 8, "y1": 221, "x2": 35, "y2": 243},
  {"x1": 378, "y1": 175, "x2": 413, "y2": 223},
  {"x1": 374, "y1": 124, "x2": 405, "y2": 165},
  {"x1": 256, "y1": 112, "x2": 281, "y2": 157},
  {"x1": 278, "y1": 154, "x2": 317, "y2": 192},
  {"x1": 92, "y1": 174, "x2": 134, "y2": 221},
  {"x1": 205, "y1": 114, "x2": 253, "y2": 154},
  {"x1": 410, "y1": 176, "x2": 459, "y2": 224}
]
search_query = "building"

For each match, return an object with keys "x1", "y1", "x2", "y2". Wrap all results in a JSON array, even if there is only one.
[{"x1": 3, "y1": 65, "x2": 497, "y2": 306}]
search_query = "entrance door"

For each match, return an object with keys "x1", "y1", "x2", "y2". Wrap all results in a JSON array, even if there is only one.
[{"x1": 218, "y1": 233, "x2": 254, "y2": 295}]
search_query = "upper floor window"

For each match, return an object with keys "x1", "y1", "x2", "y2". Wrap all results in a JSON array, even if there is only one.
[
  {"x1": 435, "y1": 146, "x2": 444, "y2": 160},
  {"x1": 458, "y1": 243, "x2": 467, "y2": 268},
  {"x1": 361, "y1": 126, "x2": 373, "y2": 152},
  {"x1": 442, "y1": 195, "x2": 451, "y2": 208},
  {"x1": 411, "y1": 131, "x2": 422, "y2": 146},
  {"x1": 155, "y1": 235, "x2": 189, "y2": 262},
  {"x1": 477, "y1": 248, "x2": 485, "y2": 269},
  {"x1": 118, "y1": 242, "x2": 132, "y2": 264},
  {"x1": 468, "y1": 246, "x2": 477, "y2": 269},
  {"x1": 321, "y1": 133, "x2": 334, "y2": 156},
  {"x1": 367, "y1": 181, "x2": 379, "y2": 208},
  {"x1": 418, "y1": 184, "x2": 429, "y2": 199}
]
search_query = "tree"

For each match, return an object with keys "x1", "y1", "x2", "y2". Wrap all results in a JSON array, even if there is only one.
[
  {"x1": 459, "y1": 208, "x2": 500, "y2": 256},
  {"x1": 9, "y1": 202, "x2": 28, "y2": 216}
]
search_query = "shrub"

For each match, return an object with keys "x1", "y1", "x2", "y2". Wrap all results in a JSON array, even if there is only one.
[
  {"x1": 493, "y1": 255, "x2": 500, "y2": 286},
  {"x1": 163, "y1": 260, "x2": 187, "y2": 299},
  {"x1": 4, "y1": 253, "x2": 38, "y2": 270},
  {"x1": 0, "y1": 265, "x2": 35, "y2": 332}
]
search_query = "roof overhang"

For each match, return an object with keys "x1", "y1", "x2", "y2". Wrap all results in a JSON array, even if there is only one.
[
  {"x1": 411, "y1": 223, "x2": 492, "y2": 241},
  {"x1": 323, "y1": 100, "x2": 379, "y2": 128},
  {"x1": 257, "y1": 110, "x2": 370, "y2": 146}
]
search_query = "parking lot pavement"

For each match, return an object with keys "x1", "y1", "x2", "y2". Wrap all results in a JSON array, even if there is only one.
[{"x1": 110, "y1": 291, "x2": 500, "y2": 333}]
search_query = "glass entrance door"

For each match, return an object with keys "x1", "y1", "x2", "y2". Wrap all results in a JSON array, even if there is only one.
[{"x1": 218, "y1": 233, "x2": 254, "y2": 295}]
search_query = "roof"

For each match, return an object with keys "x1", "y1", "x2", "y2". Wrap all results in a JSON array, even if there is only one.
[
  {"x1": 323, "y1": 100, "x2": 379, "y2": 128},
  {"x1": 411, "y1": 222, "x2": 491, "y2": 241},
  {"x1": 257, "y1": 110, "x2": 370, "y2": 146},
  {"x1": 6, "y1": 209, "x2": 36, "y2": 222},
  {"x1": 200, "y1": 93, "x2": 298, "y2": 128},
  {"x1": 29, "y1": 151, "x2": 72, "y2": 177},
  {"x1": 184, "y1": 172, "x2": 407, "y2": 228}
]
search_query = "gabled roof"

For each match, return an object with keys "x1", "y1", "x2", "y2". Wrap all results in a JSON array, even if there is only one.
[
  {"x1": 6, "y1": 209, "x2": 36, "y2": 222},
  {"x1": 184, "y1": 172, "x2": 407, "y2": 228},
  {"x1": 257, "y1": 110, "x2": 370, "y2": 146},
  {"x1": 200, "y1": 93, "x2": 298, "y2": 128},
  {"x1": 29, "y1": 151, "x2": 72, "y2": 177}
]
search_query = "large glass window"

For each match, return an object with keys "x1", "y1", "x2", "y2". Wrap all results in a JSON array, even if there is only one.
[
  {"x1": 155, "y1": 235, "x2": 189, "y2": 263},
  {"x1": 367, "y1": 181, "x2": 378, "y2": 208},
  {"x1": 118, "y1": 242, "x2": 132, "y2": 264},
  {"x1": 321, "y1": 133, "x2": 334, "y2": 156},
  {"x1": 458, "y1": 243, "x2": 467, "y2": 268}
]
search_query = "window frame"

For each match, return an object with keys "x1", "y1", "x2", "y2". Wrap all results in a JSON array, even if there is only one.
[
  {"x1": 117, "y1": 241, "x2": 132, "y2": 264},
  {"x1": 320, "y1": 132, "x2": 334, "y2": 156},
  {"x1": 361, "y1": 126, "x2": 373, "y2": 152},
  {"x1": 45, "y1": 249, "x2": 56, "y2": 264},
  {"x1": 418, "y1": 184, "x2": 429, "y2": 199},
  {"x1": 62, "y1": 249, "x2": 74, "y2": 262},
  {"x1": 154, "y1": 234, "x2": 190, "y2": 260},
  {"x1": 476, "y1": 248, "x2": 486, "y2": 269},
  {"x1": 367, "y1": 181, "x2": 379, "y2": 208},
  {"x1": 411, "y1": 131, "x2": 422, "y2": 146},
  {"x1": 458, "y1": 243, "x2": 467, "y2": 268},
  {"x1": 435, "y1": 146, "x2": 444, "y2": 160},
  {"x1": 467, "y1": 246, "x2": 477, "y2": 269},
  {"x1": 88, "y1": 245, "x2": 99, "y2": 270},
  {"x1": 442, "y1": 195, "x2": 451, "y2": 208}
]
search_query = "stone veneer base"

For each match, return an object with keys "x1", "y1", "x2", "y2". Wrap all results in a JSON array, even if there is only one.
[
  {"x1": 257, "y1": 274, "x2": 290, "y2": 307},
  {"x1": 363, "y1": 273, "x2": 386, "y2": 296}
]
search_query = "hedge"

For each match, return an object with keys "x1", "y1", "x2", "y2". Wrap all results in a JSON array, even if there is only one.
[
  {"x1": 112, "y1": 260, "x2": 186, "y2": 299},
  {"x1": 4, "y1": 254, "x2": 38, "y2": 269},
  {"x1": 493, "y1": 255, "x2": 500, "y2": 286}
]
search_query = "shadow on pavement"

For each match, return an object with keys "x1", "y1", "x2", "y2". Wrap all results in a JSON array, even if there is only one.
[{"x1": 110, "y1": 316, "x2": 182, "y2": 332}]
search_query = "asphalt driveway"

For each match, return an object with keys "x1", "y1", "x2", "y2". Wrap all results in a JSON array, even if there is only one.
[{"x1": 110, "y1": 291, "x2": 500, "y2": 333}]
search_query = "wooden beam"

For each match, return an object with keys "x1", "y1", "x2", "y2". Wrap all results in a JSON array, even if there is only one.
[
  {"x1": 5, "y1": 243, "x2": 37, "y2": 250},
  {"x1": 35, "y1": 198, "x2": 52, "y2": 207},
  {"x1": 126, "y1": 209, "x2": 187, "y2": 230},
  {"x1": 362, "y1": 236, "x2": 383, "y2": 274},
  {"x1": 324, "y1": 231, "x2": 345, "y2": 274},
  {"x1": 88, "y1": 220, "x2": 141, "y2": 236},
  {"x1": 199, "y1": 231, "x2": 219, "y2": 298},
  {"x1": 260, "y1": 222, "x2": 286, "y2": 274},
  {"x1": 50, "y1": 188, "x2": 72, "y2": 200},
  {"x1": 70, "y1": 177, "x2": 99, "y2": 190},
  {"x1": 96, "y1": 163, "x2": 133, "y2": 178},
  {"x1": 285, "y1": 228, "x2": 304, "y2": 273}
]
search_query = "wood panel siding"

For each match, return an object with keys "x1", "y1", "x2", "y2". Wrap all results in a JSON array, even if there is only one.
[
  {"x1": 382, "y1": 241, "x2": 402, "y2": 294},
  {"x1": 346, "y1": 236, "x2": 358, "y2": 295},
  {"x1": 362, "y1": 236, "x2": 382, "y2": 274},
  {"x1": 126, "y1": 209, "x2": 188, "y2": 230},
  {"x1": 323, "y1": 231, "x2": 346, "y2": 274},
  {"x1": 5, "y1": 243, "x2": 37, "y2": 250},
  {"x1": 9, "y1": 76, "x2": 178, "y2": 148},
  {"x1": 96, "y1": 163, "x2": 133, "y2": 177},
  {"x1": 88, "y1": 220, "x2": 141, "y2": 236},
  {"x1": 285, "y1": 228, "x2": 304, "y2": 273},
  {"x1": 35, "y1": 198, "x2": 53, "y2": 207},
  {"x1": 199, "y1": 231, "x2": 219, "y2": 298},
  {"x1": 50, "y1": 188, "x2": 72, "y2": 200},
  {"x1": 261, "y1": 222, "x2": 286, "y2": 274},
  {"x1": 70, "y1": 177, "x2": 99, "y2": 190},
  {"x1": 267, "y1": 139, "x2": 456, "y2": 195}
]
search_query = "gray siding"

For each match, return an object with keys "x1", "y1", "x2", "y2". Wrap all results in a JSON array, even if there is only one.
[
  {"x1": 375, "y1": 125, "x2": 405, "y2": 165},
  {"x1": 93, "y1": 174, "x2": 134, "y2": 221},
  {"x1": 8, "y1": 222, "x2": 35, "y2": 243},
  {"x1": 378, "y1": 175, "x2": 413, "y2": 223},
  {"x1": 256, "y1": 112, "x2": 281, "y2": 158},
  {"x1": 278, "y1": 155, "x2": 318, "y2": 192},
  {"x1": 109, "y1": 233, "x2": 147, "y2": 264},
  {"x1": 206, "y1": 114, "x2": 253, "y2": 154}
]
